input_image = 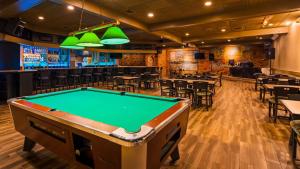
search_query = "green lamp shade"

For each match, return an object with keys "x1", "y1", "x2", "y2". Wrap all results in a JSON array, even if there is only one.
[
  {"x1": 77, "y1": 32, "x2": 103, "y2": 47},
  {"x1": 101, "y1": 26, "x2": 130, "y2": 45},
  {"x1": 60, "y1": 36, "x2": 85, "y2": 49}
]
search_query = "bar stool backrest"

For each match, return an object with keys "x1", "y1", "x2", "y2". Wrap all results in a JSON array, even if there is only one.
[{"x1": 39, "y1": 70, "x2": 50, "y2": 79}]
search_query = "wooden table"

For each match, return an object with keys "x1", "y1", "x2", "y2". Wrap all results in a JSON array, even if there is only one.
[
  {"x1": 261, "y1": 84, "x2": 300, "y2": 102},
  {"x1": 281, "y1": 100, "x2": 300, "y2": 119},
  {"x1": 168, "y1": 78, "x2": 216, "y2": 85},
  {"x1": 114, "y1": 76, "x2": 140, "y2": 81},
  {"x1": 258, "y1": 77, "x2": 291, "y2": 82},
  {"x1": 263, "y1": 84, "x2": 300, "y2": 90}
]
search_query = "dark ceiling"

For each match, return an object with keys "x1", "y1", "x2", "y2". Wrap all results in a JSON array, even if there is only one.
[{"x1": 0, "y1": 0, "x2": 300, "y2": 48}]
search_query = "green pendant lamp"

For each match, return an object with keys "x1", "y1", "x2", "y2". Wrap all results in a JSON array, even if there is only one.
[
  {"x1": 101, "y1": 26, "x2": 130, "y2": 45},
  {"x1": 77, "y1": 32, "x2": 103, "y2": 47},
  {"x1": 60, "y1": 36, "x2": 85, "y2": 49}
]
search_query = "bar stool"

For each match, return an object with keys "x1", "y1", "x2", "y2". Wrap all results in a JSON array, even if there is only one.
[
  {"x1": 69, "y1": 69, "x2": 81, "y2": 88},
  {"x1": 81, "y1": 68, "x2": 93, "y2": 87},
  {"x1": 54, "y1": 69, "x2": 68, "y2": 91},
  {"x1": 35, "y1": 70, "x2": 51, "y2": 93},
  {"x1": 93, "y1": 68, "x2": 104, "y2": 87}
]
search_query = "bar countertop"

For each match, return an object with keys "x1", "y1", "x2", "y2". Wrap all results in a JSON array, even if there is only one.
[{"x1": 0, "y1": 70, "x2": 37, "y2": 73}]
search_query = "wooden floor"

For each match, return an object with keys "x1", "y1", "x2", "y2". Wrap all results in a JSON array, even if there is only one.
[{"x1": 0, "y1": 80, "x2": 296, "y2": 169}]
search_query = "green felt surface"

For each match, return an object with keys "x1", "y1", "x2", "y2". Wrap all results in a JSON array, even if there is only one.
[{"x1": 24, "y1": 88, "x2": 179, "y2": 133}]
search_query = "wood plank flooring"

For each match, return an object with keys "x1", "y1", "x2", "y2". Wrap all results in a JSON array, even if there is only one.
[{"x1": 0, "y1": 80, "x2": 296, "y2": 169}]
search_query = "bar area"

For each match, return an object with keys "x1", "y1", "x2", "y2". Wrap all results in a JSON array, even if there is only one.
[{"x1": 0, "y1": 41, "x2": 159, "y2": 102}]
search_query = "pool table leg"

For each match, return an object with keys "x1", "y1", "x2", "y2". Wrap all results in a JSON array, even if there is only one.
[
  {"x1": 170, "y1": 146, "x2": 180, "y2": 163},
  {"x1": 23, "y1": 137, "x2": 36, "y2": 152}
]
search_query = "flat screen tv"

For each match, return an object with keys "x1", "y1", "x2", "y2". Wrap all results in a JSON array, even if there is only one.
[
  {"x1": 110, "y1": 53, "x2": 123, "y2": 59},
  {"x1": 228, "y1": 59, "x2": 235, "y2": 66},
  {"x1": 195, "y1": 52, "x2": 205, "y2": 60}
]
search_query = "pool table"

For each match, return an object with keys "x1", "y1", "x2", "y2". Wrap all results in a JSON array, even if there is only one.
[{"x1": 8, "y1": 88, "x2": 191, "y2": 169}]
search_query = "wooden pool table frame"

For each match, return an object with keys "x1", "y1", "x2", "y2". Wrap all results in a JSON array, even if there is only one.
[{"x1": 8, "y1": 88, "x2": 191, "y2": 169}]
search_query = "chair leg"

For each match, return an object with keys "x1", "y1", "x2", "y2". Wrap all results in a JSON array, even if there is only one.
[
  {"x1": 292, "y1": 130, "x2": 297, "y2": 159},
  {"x1": 273, "y1": 104, "x2": 277, "y2": 122},
  {"x1": 205, "y1": 95, "x2": 208, "y2": 111}
]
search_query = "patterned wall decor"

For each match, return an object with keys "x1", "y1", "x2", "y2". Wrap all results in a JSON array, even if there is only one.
[
  {"x1": 119, "y1": 54, "x2": 157, "y2": 66},
  {"x1": 168, "y1": 48, "x2": 208, "y2": 74},
  {"x1": 119, "y1": 54, "x2": 146, "y2": 66}
]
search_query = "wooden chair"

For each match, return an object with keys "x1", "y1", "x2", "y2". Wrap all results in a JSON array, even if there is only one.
[
  {"x1": 112, "y1": 77, "x2": 131, "y2": 91},
  {"x1": 193, "y1": 81, "x2": 213, "y2": 110},
  {"x1": 159, "y1": 79, "x2": 174, "y2": 97},
  {"x1": 290, "y1": 120, "x2": 300, "y2": 160},
  {"x1": 269, "y1": 87, "x2": 299, "y2": 122},
  {"x1": 174, "y1": 80, "x2": 193, "y2": 99}
]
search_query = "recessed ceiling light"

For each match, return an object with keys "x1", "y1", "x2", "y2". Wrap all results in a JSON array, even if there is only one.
[
  {"x1": 285, "y1": 21, "x2": 292, "y2": 26},
  {"x1": 147, "y1": 12, "x2": 154, "y2": 18},
  {"x1": 268, "y1": 23, "x2": 273, "y2": 26},
  {"x1": 227, "y1": 39, "x2": 231, "y2": 42},
  {"x1": 201, "y1": 41, "x2": 205, "y2": 44},
  {"x1": 204, "y1": 1, "x2": 212, "y2": 6},
  {"x1": 221, "y1": 28, "x2": 226, "y2": 32},
  {"x1": 67, "y1": 5, "x2": 74, "y2": 10},
  {"x1": 38, "y1": 16, "x2": 44, "y2": 20},
  {"x1": 259, "y1": 37, "x2": 263, "y2": 40},
  {"x1": 185, "y1": 33, "x2": 190, "y2": 36}
]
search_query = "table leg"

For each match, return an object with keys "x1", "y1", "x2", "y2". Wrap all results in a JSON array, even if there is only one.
[
  {"x1": 170, "y1": 146, "x2": 180, "y2": 163},
  {"x1": 23, "y1": 137, "x2": 36, "y2": 152}
]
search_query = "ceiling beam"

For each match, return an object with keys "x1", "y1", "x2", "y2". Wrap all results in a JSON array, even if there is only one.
[
  {"x1": 49, "y1": 0, "x2": 183, "y2": 44},
  {"x1": 185, "y1": 27, "x2": 289, "y2": 43},
  {"x1": 88, "y1": 48, "x2": 157, "y2": 54},
  {"x1": 150, "y1": 0, "x2": 300, "y2": 31},
  {"x1": 0, "y1": 0, "x2": 45, "y2": 18}
]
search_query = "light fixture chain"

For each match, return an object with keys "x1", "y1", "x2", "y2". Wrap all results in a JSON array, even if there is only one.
[{"x1": 78, "y1": 0, "x2": 85, "y2": 31}]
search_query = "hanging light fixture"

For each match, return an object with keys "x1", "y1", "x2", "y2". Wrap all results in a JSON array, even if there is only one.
[
  {"x1": 60, "y1": 36, "x2": 84, "y2": 49},
  {"x1": 101, "y1": 26, "x2": 130, "y2": 45},
  {"x1": 77, "y1": 32, "x2": 103, "y2": 47},
  {"x1": 60, "y1": 0, "x2": 129, "y2": 48}
]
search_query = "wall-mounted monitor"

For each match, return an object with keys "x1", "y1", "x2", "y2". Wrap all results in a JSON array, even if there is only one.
[
  {"x1": 110, "y1": 53, "x2": 123, "y2": 59},
  {"x1": 228, "y1": 59, "x2": 235, "y2": 66},
  {"x1": 194, "y1": 52, "x2": 205, "y2": 60}
]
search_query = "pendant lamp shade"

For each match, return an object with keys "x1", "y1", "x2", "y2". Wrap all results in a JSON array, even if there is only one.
[
  {"x1": 100, "y1": 26, "x2": 130, "y2": 45},
  {"x1": 60, "y1": 36, "x2": 85, "y2": 49},
  {"x1": 77, "y1": 32, "x2": 103, "y2": 47}
]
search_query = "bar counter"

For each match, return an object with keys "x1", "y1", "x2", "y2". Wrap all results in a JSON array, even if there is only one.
[{"x1": 0, "y1": 66, "x2": 159, "y2": 102}]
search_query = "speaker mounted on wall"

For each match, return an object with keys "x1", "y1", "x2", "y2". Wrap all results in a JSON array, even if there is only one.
[
  {"x1": 265, "y1": 48, "x2": 275, "y2": 59},
  {"x1": 209, "y1": 53, "x2": 215, "y2": 61},
  {"x1": 4, "y1": 18, "x2": 25, "y2": 37}
]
